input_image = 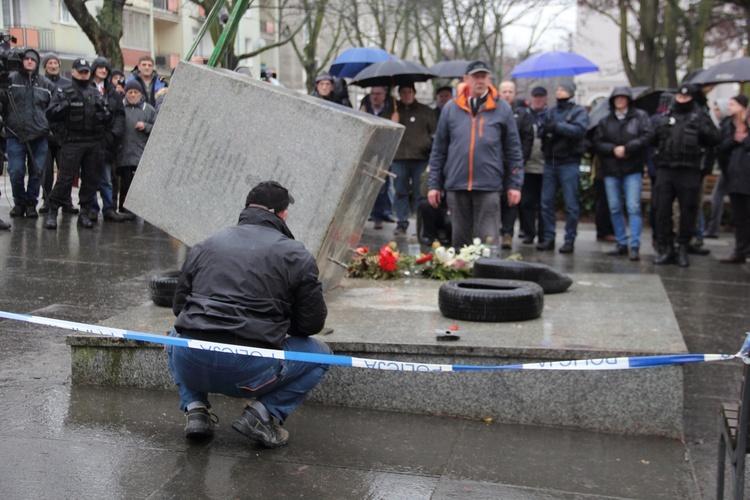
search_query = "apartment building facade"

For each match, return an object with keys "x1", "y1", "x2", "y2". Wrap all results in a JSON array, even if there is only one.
[{"x1": 1, "y1": 0, "x2": 278, "y2": 79}]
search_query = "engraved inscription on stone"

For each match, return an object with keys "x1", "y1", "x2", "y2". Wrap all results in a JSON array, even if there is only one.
[{"x1": 126, "y1": 62, "x2": 403, "y2": 290}]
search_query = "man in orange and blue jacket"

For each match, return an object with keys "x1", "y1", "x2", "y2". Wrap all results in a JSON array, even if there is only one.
[{"x1": 427, "y1": 60, "x2": 524, "y2": 248}]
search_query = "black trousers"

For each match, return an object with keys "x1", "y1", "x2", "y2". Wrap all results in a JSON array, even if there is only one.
[
  {"x1": 655, "y1": 168, "x2": 702, "y2": 245},
  {"x1": 41, "y1": 141, "x2": 75, "y2": 207},
  {"x1": 730, "y1": 193, "x2": 750, "y2": 256},
  {"x1": 500, "y1": 192, "x2": 518, "y2": 236},
  {"x1": 594, "y1": 177, "x2": 614, "y2": 237},
  {"x1": 117, "y1": 165, "x2": 137, "y2": 211},
  {"x1": 49, "y1": 140, "x2": 102, "y2": 209},
  {"x1": 519, "y1": 173, "x2": 543, "y2": 239}
]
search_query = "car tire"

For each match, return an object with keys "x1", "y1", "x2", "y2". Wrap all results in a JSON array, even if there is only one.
[
  {"x1": 149, "y1": 271, "x2": 180, "y2": 308},
  {"x1": 438, "y1": 278, "x2": 544, "y2": 322},
  {"x1": 472, "y1": 258, "x2": 573, "y2": 294}
]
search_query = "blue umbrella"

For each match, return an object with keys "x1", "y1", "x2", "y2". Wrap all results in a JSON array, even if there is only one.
[
  {"x1": 510, "y1": 51, "x2": 599, "y2": 78},
  {"x1": 330, "y1": 47, "x2": 392, "y2": 78}
]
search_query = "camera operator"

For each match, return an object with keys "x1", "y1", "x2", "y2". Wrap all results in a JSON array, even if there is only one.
[
  {"x1": 39, "y1": 52, "x2": 78, "y2": 215},
  {"x1": 0, "y1": 48, "x2": 55, "y2": 219},
  {"x1": 44, "y1": 59, "x2": 111, "y2": 230}
]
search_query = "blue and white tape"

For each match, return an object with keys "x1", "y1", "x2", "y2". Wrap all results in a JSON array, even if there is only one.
[{"x1": 0, "y1": 311, "x2": 744, "y2": 372}]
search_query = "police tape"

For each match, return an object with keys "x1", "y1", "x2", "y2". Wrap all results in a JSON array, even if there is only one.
[{"x1": 0, "y1": 310, "x2": 746, "y2": 372}]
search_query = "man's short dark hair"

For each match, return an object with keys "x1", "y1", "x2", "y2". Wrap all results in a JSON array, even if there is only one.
[
  {"x1": 138, "y1": 55, "x2": 154, "y2": 65},
  {"x1": 245, "y1": 181, "x2": 295, "y2": 213}
]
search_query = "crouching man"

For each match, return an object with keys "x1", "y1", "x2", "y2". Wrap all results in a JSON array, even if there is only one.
[{"x1": 167, "y1": 181, "x2": 331, "y2": 448}]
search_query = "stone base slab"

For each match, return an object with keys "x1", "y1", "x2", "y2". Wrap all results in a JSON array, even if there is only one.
[{"x1": 66, "y1": 274, "x2": 686, "y2": 438}]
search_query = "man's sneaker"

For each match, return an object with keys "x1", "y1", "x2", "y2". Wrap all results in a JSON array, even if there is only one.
[
  {"x1": 393, "y1": 225, "x2": 408, "y2": 237},
  {"x1": 0, "y1": 219, "x2": 10, "y2": 230},
  {"x1": 25, "y1": 205, "x2": 39, "y2": 218},
  {"x1": 103, "y1": 209, "x2": 126, "y2": 222},
  {"x1": 232, "y1": 405, "x2": 289, "y2": 448},
  {"x1": 9, "y1": 205, "x2": 25, "y2": 217},
  {"x1": 62, "y1": 205, "x2": 80, "y2": 215},
  {"x1": 628, "y1": 246, "x2": 640, "y2": 261},
  {"x1": 119, "y1": 209, "x2": 136, "y2": 221},
  {"x1": 559, "y1": 242, "x2": 575, "y2": 254},
  {"x1": 88, "y1": 211, "x2": 98, "y2": 222},
  {"x1": 184, "y1": 406, "x2": 218, "y2": 439},
  {"x1": 77, "y1": 213, "x2": 94, "y2": 228},
  {"x1": 536, "y1": 239, "x2": 555, "y2": 251},
  {"x1": 38, "y1": 204, "x2": 49, "y2": 214},
  {"x1": 607, "y1": 243, "x2": 628, "y2": 256},
  {"x1": 502, "y1": 234, "x2": 512, "y2": 249}
]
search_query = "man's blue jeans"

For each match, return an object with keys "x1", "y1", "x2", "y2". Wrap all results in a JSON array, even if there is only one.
[
  {"x1": 370, "y1": 177, "x2": 392, "y2": 222},
  {"x1": 540, "y1": 161, "x2": 580, "y2": 244},
  {"x1": 90, "y1": 162, "x2": 115, "y2": 214},
  {"x1": 604, "y1": 173, "x2": 642, "y2": 248},
  {"x1": 167, "y1": 332, "x2": 331, "y2": 423},
  {"x1": 6, "y1": 137, "x2": 47, "y2": 206},
  {"x1": 391, "y1": 160, "x2": 428, "y2": 226}
]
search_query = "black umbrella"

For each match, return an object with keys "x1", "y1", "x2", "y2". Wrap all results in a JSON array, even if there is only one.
[
  {"x1": 688, "y1": 57, "x2": 750, "y2": 85},
  {"x1": 350, "y1": 59, "x2": 435, "y2": 88},
  {"x1": 634, "y1": 89, "x2": 674, "y2": 115},
  {"x1": 428, "y1": 60, "x2": 470, "y2": 79}
]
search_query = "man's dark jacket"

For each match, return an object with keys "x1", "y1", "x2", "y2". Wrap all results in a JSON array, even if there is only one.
[
  {"x1": 1, "y1": 48, "x2": 55, "y2": 141},
  {"x1": 173, "y1": 207, "x2": 327, "y2": 349},
  {"x1": 45, "y1": 73, "x2": 72, "y2": 145},
  {"x1": 394, "y1": 99, "x2": 437, "y2": 161},
  {"x1": 718, "y1": 120, "x2": 750, "y2": 196},
  {"x1": 46, "y1": 78, "x2": 111, "y2": 142},
  {"x1": 90, "y1": 58, "x2": 125, "y2": 162},
  {"x1": 540, "y1": 99, "x2": 589, "y2": 164},
  {"x1": 593, "y1": 91, "x2": 653, "y2": 177},
  {"x1": 654, "y1": 101, "x2": 721, "y2": 169},
  {"x1": 513, "y1": 103, "x2": 534, "y2": 163}
]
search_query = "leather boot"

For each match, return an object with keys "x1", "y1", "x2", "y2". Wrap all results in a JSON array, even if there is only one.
[
  {"x1": 677, "y1": 244, "x2": 689, "y2": 268},
  {"x1": 77, "y1": 212, "x2": 94, "y2": 229},
  {"x1": 654, "y1": 244, "x2": 674, "y2": 265},
  {"x1": 44, "y1": 207, "x2": 58, "y2": 230}
]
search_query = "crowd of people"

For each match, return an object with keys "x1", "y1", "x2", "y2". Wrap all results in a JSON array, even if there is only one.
[
  {"x1": 312, "y1": 61, "x2": 749, "y2": 267},
  {"x1": 0, "y1": 50, "x2": 160, "y2": 230},
  {"x1": 3, "y1": 54, "x2": 748, "y2": 266}
]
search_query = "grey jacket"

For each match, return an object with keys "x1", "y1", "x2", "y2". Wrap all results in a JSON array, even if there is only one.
[
  {"x1": 117, "y1": 97, "x2": 156, "y2": 167},
  {"x1": 428, "y1": 84, "x2": 524, "y2": 192}
]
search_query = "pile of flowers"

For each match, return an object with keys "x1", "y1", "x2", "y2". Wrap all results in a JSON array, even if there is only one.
[{"x1": 347, "y1": 239, "x2": 493, "y2": 280}]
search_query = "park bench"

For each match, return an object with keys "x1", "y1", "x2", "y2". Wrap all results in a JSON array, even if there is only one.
[{"x1": 717, "y1": 362, "x2": 750, "y2": 499}]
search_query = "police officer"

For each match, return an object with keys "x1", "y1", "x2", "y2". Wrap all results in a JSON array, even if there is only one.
[
  {"x1": 44, "y1": 58, "x2": 111, "y2": 230},
  {"x1": 40, "y1": 52, "x2": 79, "y2": 215},
  {"x1": 652, "y1": 84, "x2": 721, "y2": 267}
]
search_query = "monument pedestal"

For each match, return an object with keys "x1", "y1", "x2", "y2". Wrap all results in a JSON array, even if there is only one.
[{"x1": 67, "y1": 274, "x2": 686, "y2": 438}]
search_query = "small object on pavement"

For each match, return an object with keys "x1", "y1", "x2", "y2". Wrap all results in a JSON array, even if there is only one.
[{"x1": 435, "y1": 327, "x2": 463, "y2": 341}]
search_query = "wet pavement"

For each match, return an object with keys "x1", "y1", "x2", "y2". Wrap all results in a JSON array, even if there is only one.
[{"x1": 0, "y1": 189, "x2": 749, "y2": 498}]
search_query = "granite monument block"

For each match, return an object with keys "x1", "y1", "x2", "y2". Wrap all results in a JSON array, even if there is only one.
[{"x1": 125, "y1": 62, "x2": 404, "y2": 290}]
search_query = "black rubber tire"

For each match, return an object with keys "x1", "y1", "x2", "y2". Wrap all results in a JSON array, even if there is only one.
[
  {"x1": 438, "y1": 278, "x2": 544, "y2": 322},
  {"x1": 472, "y1": 258, "x2": 573, "y2": 294},
  {"x1": 149, "y1": 271, "x2": 180, "y2": 308}
]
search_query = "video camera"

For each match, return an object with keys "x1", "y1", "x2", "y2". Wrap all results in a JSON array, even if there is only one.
[{"x1": 0, "y1": 31, "x2": 24, "y2": 89}]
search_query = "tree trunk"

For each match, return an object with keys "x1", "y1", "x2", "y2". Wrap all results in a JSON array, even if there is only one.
[{"x1": 63, "y1": 0, "x2": 125, "y2": 69}]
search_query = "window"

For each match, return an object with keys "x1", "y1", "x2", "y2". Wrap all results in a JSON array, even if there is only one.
[
  {"x1": 60, "y1": 0, "x2": 73, "y2": 24},
  {"x1": 2, "y1": 0, "x2": 21, "y2": 28},
  {"x1": 122, "y1": 11, "x2": 150, "y2": 50}
]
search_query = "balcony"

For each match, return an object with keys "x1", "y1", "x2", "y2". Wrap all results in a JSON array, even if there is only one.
[
  {"x1": 8, "y1": 26, "x2": 55, "y2": 52},
  {"x1": 153, "y1": 0, "x2": 179, "y2": 14}
]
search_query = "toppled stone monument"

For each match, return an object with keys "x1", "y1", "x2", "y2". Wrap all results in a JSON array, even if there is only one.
[{"x1": 125, "y1": 62, "x2": 404, "y2": 290}]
